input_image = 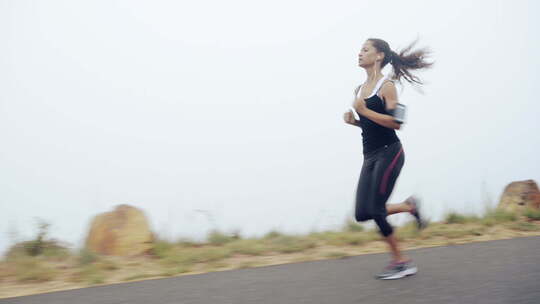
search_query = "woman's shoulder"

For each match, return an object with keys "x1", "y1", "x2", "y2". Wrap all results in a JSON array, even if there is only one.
[
  {"x1": 377, "y1": 78, "x2": 398, "y2": 99},
  {"x1": 380, "y1": 78, "x2": 398, "y2": 92},
  {"x1": 382, "y1": 77, "x2": 396, "y2": 85}
]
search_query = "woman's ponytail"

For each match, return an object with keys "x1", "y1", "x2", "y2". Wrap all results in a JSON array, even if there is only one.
[{"x1": 368, "y1": 38, "x2": 434, "y2": 87}]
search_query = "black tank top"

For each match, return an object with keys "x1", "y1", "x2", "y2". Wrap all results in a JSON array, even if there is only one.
[{"x1": 353, "y1": 76, "x2": 400, "y2": 155}]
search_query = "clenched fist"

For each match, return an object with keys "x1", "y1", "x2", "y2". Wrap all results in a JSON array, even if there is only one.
[{"x1": 344, "y1": 109, "x2": 359, "y2": 126}]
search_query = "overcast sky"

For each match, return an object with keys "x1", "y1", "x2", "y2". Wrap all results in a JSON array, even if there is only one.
[{"x1": 1, "y1": 0, "x2": 539, "y2": 255}]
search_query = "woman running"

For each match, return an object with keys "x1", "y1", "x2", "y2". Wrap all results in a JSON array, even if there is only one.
[{"x1": 343, "y1": 38, "x2": 433, "y2": 280}]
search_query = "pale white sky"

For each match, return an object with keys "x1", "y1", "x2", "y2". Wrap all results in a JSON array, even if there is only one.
[{"x1": 1, "y1": 0, "x2": 539, "y2": 255}]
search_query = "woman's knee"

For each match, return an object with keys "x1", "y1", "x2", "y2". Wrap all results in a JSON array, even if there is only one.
[{"x1": 373, "y1": 215, "x2": 393, "y2": 237}]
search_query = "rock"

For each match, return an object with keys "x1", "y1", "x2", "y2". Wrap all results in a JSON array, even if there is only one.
[
  {"x1": 498, "y1": 180, "x2": 540, "y2": 212},
  {"x1": 85, "y1": 204, "x2": 154, "y2": 256}
]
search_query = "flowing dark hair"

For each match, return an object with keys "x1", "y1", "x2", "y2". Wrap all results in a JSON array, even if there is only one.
[{"x1": 367, "y1": 38, "x2": 434, "y2": 87}]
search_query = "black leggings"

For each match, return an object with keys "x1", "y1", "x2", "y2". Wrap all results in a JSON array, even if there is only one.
[{"x1": 355, "y1": 141, "x2": 405, "y2": 237}]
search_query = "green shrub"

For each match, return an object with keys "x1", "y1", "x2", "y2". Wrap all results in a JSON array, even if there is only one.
[
  {"x1": 4, "y1": 218, "x2": 71, "y2": 261},
  {"x1": 42, "y1": 241, "x2": 71, "y2": 259},
  {"x1": 481, "y1": 217, "x2": 497, "y2": 227},
  {"x1": 5, "y1": 239, "x2": 71, "y2": 261},
  {"x1": 343, "y1": 218, "x2": 364, "y2": 232},
  {"x1": 523, "y1": 208, "x2": 540, "y2": 221},
  {"x1": 207, "y1": 230, "x2": 237, "y2": 246},
  {"x1": 25, "y1": 218, "x2": 51, "y2": 256},
  {"x1": 483, "y1": 208, "x2": 517, "y2": 223},
  {"x1": 78, "y1": 248, "x2": 100, "y2": 266},
  {"x1": 151, "y1": 240, "x2": 174, "y2": 259},
  {"x1": 445, "y1": 212, "x2": 480, "y2": 224},
  {"x1": 263, "y1": 230, "x2": 284, "y2": 239}
]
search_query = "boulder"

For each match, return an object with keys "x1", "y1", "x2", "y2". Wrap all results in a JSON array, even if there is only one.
[
  {"x1": 498, "y1": 180, "x2": 540, "y2": 212},
  {"x1": 85, "y1": 204, "x2": 154, "y2": 256}
]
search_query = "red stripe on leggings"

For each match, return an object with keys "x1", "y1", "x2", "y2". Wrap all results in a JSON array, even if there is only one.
[{"x1": 379, "y1": 147, "x2": 403, "y2": 195}]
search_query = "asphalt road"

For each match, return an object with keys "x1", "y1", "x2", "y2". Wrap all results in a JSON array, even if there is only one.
[{"x1": 4, "y1": 236, "x2": 540, "y2": 304}]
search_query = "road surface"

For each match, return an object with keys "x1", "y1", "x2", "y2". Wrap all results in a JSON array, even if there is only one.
[{"x1": 4, "y1": 236, "x2": 540, "y2": 304}]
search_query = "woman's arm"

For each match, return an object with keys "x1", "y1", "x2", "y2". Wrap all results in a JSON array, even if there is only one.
[{"x1": 353, "y1": 81, "x2": 401, "y2": 130}]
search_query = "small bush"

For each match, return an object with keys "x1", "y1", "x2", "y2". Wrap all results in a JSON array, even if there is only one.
[
  {"x1": 4, "y1": 217, "x2": 71, "y2": 261},
  {"x1": 4, "y1": 240, "x2": 71, "y2": 261},
  {"x1": 445, "y1": 212, "x2": 480, "y2": 224},
  {"x1": 207, "y1": 230, "x2": 237, "y2": 246},
  {"x1": 24, "y1": 218, "x2": 52, "y2": 256},
  {"x1": 151, "y1": 240, "x2": 174, "y2": 259},
  {"x1": 483, "y1": 208, "x2": 517, "y2": 224},
  {"x1": 263, "y1": 230, "x2": 284, "y2": 239},
  {"x1": 481, "y1": 217, "x2": 497, "y2": 227},
  {"x1": 343, "y1": 218, "x2": 364, "y2": 232},
  {"x1": 42, "y1": 241, "x2": 71, "y2": 260},
  {"x1": 523, "y1": 208, "x2": 540, "y2": 221},
  {"x1": 78, "y1": 248, "x2": 100, "y2": 266}
]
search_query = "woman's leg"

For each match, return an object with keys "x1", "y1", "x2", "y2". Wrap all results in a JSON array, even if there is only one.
[
  {"x1": 354, "y1": 157, "x2": 375, "y2": 222},
  {"x1": 371, "y1": 142, "x2": 407, "y2": 262},
  {"x1": 387, "y1": 201, "x2": 413, "y2": 215},
  {"x1": 386, "y1": 233, "x2": 406, "y2": 262}
]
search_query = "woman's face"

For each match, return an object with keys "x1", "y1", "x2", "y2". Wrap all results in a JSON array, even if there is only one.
[{"x1": 358, "y1": 40, "x2": 382, "y2": 68}]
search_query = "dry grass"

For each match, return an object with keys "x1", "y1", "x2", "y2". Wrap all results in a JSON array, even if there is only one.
[{"x1": 2, "y1": 207, "x2": 540, "y2": 299}]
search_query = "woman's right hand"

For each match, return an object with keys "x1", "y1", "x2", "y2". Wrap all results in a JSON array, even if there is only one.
[{"x1": 343, "y1": 110, "x2": 358, "y2": 125}]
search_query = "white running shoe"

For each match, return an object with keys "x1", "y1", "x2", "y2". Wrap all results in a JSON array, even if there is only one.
[{"x1": 375, "y1": 259, "x2": 418, "y2": 280}]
